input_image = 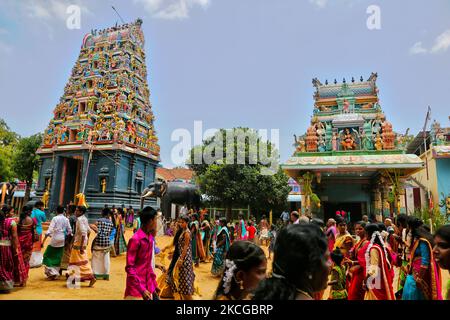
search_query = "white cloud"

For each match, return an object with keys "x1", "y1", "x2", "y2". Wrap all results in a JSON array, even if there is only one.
[
  {"x1": 409, "y1": 41, "x2": 428, "y2": 55},
  {"x1": 309, "y1": 0, "x2": 328, "y2": 9},
  {"x1": 430, "y1": 29, "x2": 450, "y2": 53},
  {"x1": 21, "y1": 0, "x2": 91, "y2": 22},
  {"x1": 135, "y1": 0, "x2": 210, "y2": 20},
  {"x1": 410, "y1": 29, "x2": 450, "y2": 55}
]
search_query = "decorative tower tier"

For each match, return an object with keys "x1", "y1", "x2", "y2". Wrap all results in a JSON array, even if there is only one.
[{"x1": 35, "y1": 19, "x2": 160, "y2": 217}]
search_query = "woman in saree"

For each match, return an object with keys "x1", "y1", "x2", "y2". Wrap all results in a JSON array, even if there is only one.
[
  {"x1": 113, "y1": 209, "x2": 127, "y2": 256},
  {"x1": 237, "y1": 213, "x2": 247, "y2": 241},
  {"x1": 334, "y1": 216, "x2": 354, "y2": 259},
  {"x1": 190, "y1": 213, "x2": 205, "y2": 267},
  {"x1": 168, "y1": 215, "x2": 195, "y2": 300},
  {"x1": 126, "y1": 207, "x2": 134, "y2": 227},
  {"x1": 363, "y1": 223, "x2": 395, "y2": 300},
  {"x1": 201, "y1": 215, "x2": 213, "y2": 262},
  {"x1": 402, "y1": 218, "x2": 442, "y2": 300},
  {"x1": 433, "y1": 225, "x2": 450, "y2": 300},
  {"x1": 1, "y1": 206, "x2": 24, "y2": 292},
  {"x1": 211, "y1": 218, "x2": 231, "y2": 276},
  {"x1": 17, "y1": 205, "x2": 36, "y2": 284},
  {"x1": 347, "y1": 221, "x2": 369, "y2": 300}
]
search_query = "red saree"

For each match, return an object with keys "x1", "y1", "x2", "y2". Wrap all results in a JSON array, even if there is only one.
[
  {"x1": 364, "y1": 244, "x2": 395, "y2": 300},
  {"x1": 348, "y1": 239, "x2": 369, "y2": 300},
  {"x1": 18, "y1": 220, "x2": 35, "y2": 281}
]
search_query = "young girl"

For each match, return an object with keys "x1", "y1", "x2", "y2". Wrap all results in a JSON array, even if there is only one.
[
  {"x1": 328, "y1": 248, "x2": 348, "y2": 300},
  {"x1": 214, "y1": 241, "x2": 267, "y2": 300}
]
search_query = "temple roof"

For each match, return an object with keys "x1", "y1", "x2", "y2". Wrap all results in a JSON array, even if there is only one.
[
  {"x1": 313, "y1": 72, "x2": 378, "y2": 101},
  {"x1": 282, "y1": 153, "x2": 423, "y2": 176},
  {"x1": 82, "y1": 19, "x2": 144, "y2": 49}
]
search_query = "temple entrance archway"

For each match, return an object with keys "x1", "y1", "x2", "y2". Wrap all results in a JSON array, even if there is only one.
[
  {"x1": 58, "y1": 156, "x2": 82, "y2": 206},
  {"x1": 322, "y1": 201, "x2": 364, "y2": 225}
]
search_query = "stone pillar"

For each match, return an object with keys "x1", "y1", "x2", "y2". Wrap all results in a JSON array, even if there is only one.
[
  {"x1": 381, "y1": 186, "x2": 390, "y2": 220},
  {"x1": 128, "y1": 156, "x2": 136, "y2": 193},
  {"x1": 398, "y1": 179, "x2": 406, "y2": 215},
  {"x1": 113, "y1": 151, "x2": 121, "y2": 192},
  {"x1": 373, "y1": 188, "x2": 382, "y2": 222}
]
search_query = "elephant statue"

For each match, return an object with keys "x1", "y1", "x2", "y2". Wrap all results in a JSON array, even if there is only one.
[
  {"x1": 141, "y1": 180, "x2": 201, "y2": 218},
  {"x1": 0, "y1": 182, "x2": 17, "y2": 206}
]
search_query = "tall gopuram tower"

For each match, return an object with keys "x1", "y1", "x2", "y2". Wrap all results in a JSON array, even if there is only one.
[
  {"x1": 282, "y1": 73, "x2": 423, "y2": 222},
  {"x1": 35, "y1": 19, "x2": 160, "y2": 217}
]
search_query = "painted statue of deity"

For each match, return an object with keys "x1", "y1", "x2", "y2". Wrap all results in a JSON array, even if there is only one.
[
  {"x1": 381, "y1": 120, "x2": 395, "y2": 150},
  {"x1": 340, "y1": 128, "x2": 357, "y2": 150},
  {"x1": 342, "y1": 99, "x2": 350, "y2": 113},
  {"x1": 332, "y1": 132, "x2": 338, "y2": 151},
  {"x1": 76, "y1": 124, "x2": 85, "y2": 141},
  {"x1": 318, "y1": 136, "x2": 326, "y2": 152},
  {"x1": 360, "y1": 130, "x2": 373, "y2": 150},
  {"x1": 60, "y1": 126, "x2": 68, "y2": 143},
  {"x1": 100, "y1": 178, "x2": 107, "y2": 193},
  {"x1": 305, "y1": 126, "x2": 318, "y2": 152},
  {"x1": 374, "y1": 133, "x2": 383, "y2": 151}
]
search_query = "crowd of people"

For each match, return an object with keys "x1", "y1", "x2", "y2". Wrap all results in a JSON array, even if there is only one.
[
  {"x1": 1, "y1": 203, "x2": 449, "y2": 301},
  {"x1": 0, "y1": 202, "x2": 139, "y2": 292}
]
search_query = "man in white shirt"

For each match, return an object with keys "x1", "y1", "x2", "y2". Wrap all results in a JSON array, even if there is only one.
[
  {"x1": 68, "y1": 206, "x2": 96, "y2": 287},
  {"x1": 42, "y1": 205, "x2": 72, "y2": 279}
]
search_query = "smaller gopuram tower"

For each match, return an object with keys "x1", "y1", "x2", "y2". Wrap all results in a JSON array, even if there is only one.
[
  {"x1": 282, "y1": 73, "x2": 423, "y2": 222},
  {"x1": 35, "y1": 19, "x2": 160, "y2": 217}
]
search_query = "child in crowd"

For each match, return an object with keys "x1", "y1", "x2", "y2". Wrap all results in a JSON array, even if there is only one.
[
  {"x1": 328, "y1": 248, "x2": 348, "y2": 300},
  {"x1": 246, "y1": 221, "x2": 257, "y2": 243}
]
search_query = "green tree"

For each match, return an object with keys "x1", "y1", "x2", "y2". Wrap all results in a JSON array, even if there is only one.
[
  {"x1": 13, "y1": 133, "x2": 42, "y2": 205},
  {"x1": 188, "y1": 128, "x2": 290, "y2": 220},
  {"x1": 0, "y1": 118, "x2": 19, "y2": 181}
]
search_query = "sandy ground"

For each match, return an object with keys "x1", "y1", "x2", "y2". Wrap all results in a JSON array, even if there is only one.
[{"x1": 0, "y1": 228, "x2": 448, "y2": 300}]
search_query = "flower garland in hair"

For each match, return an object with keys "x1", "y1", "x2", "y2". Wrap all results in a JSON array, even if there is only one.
[
  {"x1": 223, "y1": 259, "x2": 237, "y2": 294},
  {"x1": 365, "y1": 231, "x2": 391, "y2": 276}
]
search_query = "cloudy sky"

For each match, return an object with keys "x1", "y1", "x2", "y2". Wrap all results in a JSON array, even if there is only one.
[{"x1": 0, "y1": 0, "x2": 449, "y2": 167}]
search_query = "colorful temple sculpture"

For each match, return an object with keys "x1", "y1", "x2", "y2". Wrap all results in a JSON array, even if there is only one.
[
  {"x1": 35, "y1": 19, "x2": 160, "y2": 217},
  {"x1": 282, "y1": 73, "x2": 423, "y2": 222},
  {"x1": 406, "y1": 120, "x2": 450, "y2": 218}
]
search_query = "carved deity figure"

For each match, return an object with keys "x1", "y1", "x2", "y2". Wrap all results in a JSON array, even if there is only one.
[
  {"x1": 305, "y1": 126, "x2": 319, "y2": 152},
  {"x1": 381, "y1": 119, "x2": 395, "y2": 150},
  {"x1": 340, "y1": 128, "x2": 357, "y2": 150},
  {"x1": 332, "y1": 132, "x2": 338, "y2": 151},
  {"x1": 374, "y1": 133, "x2": 383, "y2": 151},
  {"x1": 100, "y1": 178, "x2": 107, "y2": 193},
  {"x1": 342, "y1": 99, "x2": 350, "y2": 113}
]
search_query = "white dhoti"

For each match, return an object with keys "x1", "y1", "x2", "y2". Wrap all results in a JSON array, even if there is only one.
[{"x1": 91, "y1": 246, "x2": 111, "y2": 280}]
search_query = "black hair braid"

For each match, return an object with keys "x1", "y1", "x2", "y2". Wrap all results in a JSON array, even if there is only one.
[{"x1": 214, "y1": 241, "x2": 265, "y2": 299}]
